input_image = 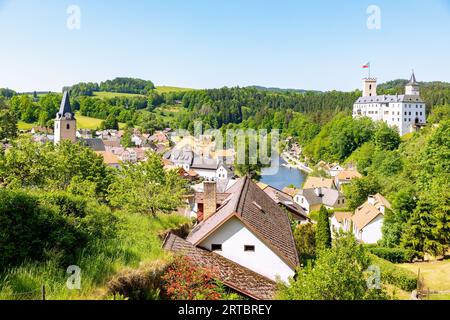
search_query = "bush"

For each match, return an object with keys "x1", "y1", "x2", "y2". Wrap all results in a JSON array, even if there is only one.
[
  {"x1": 160, "y1": 256, "x2": 222, "y2": 300},
  {"x1": 0, "y1": 189, "x2": 116, "y2": 268},
  {"x1": 367, "y1": 246, "x2": 419, "y2": 263},
  {"x1": 293, "y1": 223, "x2": 316, "y2": 263},
  {"x1": 369, "y1": 254, "x2": 417, "y2": 292}
]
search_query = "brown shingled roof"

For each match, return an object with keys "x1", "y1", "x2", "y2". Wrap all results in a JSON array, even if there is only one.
[
  {"x1": 163, "y1": 233, "x2": 277, "y2": 300},
  {"x1": 186, "y1": 176, "x2": 299, "y2": 269},
  {"x1": 352, "y1": 194, "x2": 391, "y2": 230}
]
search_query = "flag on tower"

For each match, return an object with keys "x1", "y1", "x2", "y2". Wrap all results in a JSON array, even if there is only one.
[{"x1": 362, "y1": 62, "x2": 370, "y2": 69}]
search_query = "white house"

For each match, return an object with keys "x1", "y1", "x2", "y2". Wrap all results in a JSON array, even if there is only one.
[
  {"x1": 294, "y1": 187, "x2": 346, "y2": 214},
  {"x1": 347, "y1": 194, "x2": 391, "y2": 244},
  {"x1": 330, "y1": 211, "x2": 353, "y2": 234},
  {"x1": 328, "y1": 164, "x2": 345, "y2": 177},
  {"x1": 184, "y1": 177, "x2": 299, "y2": 283},
  {"x1": 353, "y1": 72, "x2": 427, "y2": 136},
  {"x1": 165, "y1": 148, "x2": 234, "y2": 182}
]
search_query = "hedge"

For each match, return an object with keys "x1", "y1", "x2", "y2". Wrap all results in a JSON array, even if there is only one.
[
  {"x1": 367, "y1": 246, "x2": 419, "y2": 263},
  {"x1": 369, "y1": 254, "x2": 417, "y2": 292}
]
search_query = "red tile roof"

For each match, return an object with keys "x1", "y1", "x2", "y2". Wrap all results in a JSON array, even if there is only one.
[{"x1": 163, "y1": 233, "x2": 277, "y2": 300}]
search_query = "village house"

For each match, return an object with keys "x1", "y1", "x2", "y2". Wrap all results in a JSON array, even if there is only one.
[
  {"x1": 163, "y1": 177, "x2": 299, "y2": 299},
  {"x1": 164, "y1": 148, "x2": 234, "y2": 182},
  {"x1": 345, "y1": 194, "x2": 391, "y2": 244},
  {"x1": 327, "y1": 164, "x2": 345, "y2": 177},
  {"x1": 330, "y1": 211, "x2": 353, "y2": 234},
  {"x1": 294, "y1": 187, "x2": 346, "y2": 214},
  {"x1": 303, "y1": 176, "x2": 336, "y2": 190},
  {"x1": 96, "y1": 151, "x2": 121, "y2": 169},
  {"x1": 335, "y1": 169, "x2": 362, "y2": 190},
  {"x1": 258, "y1": 183, "x2": 309, "y2": 224},
  {"x1": 281, "y1": 187, "x2": 301, "y2": 198}
]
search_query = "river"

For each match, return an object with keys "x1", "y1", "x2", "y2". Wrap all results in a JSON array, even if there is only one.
[{"x1": 260, "y1": 156, "x2": 306, "y2": 190}]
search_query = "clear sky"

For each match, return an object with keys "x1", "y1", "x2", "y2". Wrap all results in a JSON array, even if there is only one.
[{"x1": 1, "y1": 0, "x2": 449, "y2": 92}]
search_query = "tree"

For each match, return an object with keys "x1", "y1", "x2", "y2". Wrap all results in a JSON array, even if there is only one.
[
  {"x1": 107, "y1": 153, "x2": 185, "y2": 216},
  {"x1": 0, "y1": 109, "x2": 18, "y2": 141},
  {"x1": 120, "y1": 127, "x2": 134, "y2": 148},
  {"x1": 102, "y1": 115, "x2": 119, "y2": 130},
  {"x1": 315, "y1": 206, "x2": 331, "y2": 251},
  {"x1": 380, "y1": 188, "x2": 416, "y2": 248},
  {"x1": 401, "y1": 179, "x2": 450, "y2": 257},
  {"x1": 345, "y1": 176, "x2": 381, "y2": 210},
  {"x1": 428, "y1": 104, "x2": 450, "y2": 124},
  {"x1": 277, "y1": 232, "x2": 388, "y2": 300},
  {"x1": 373, "y1": 122, "x2": 401, "y2": 151},
  {"x1": 0, "y1": 138, "x2": 111, "y2": 197},
  {"x1": 293, "y1": 223, "x2": 316, "y2": 263}
]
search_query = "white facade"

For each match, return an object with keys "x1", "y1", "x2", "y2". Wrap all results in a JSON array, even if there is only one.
[
  {"x1": 352, "y1": 214, "x2": 384, "y2": 244},
  {"x1": 353, "y1": 73, "x2": 426, "y2": 136},
  {"x1": 199, "y1": 216, "x2": 295, "y2": 282},
  {"x1": 328, "y1": 165, "x2": 345, "y2": 177}
]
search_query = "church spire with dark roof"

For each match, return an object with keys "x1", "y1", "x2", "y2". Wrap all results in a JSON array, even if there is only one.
[{"x1": 57, "y1": 91, "x2": 75, "y2": 119}]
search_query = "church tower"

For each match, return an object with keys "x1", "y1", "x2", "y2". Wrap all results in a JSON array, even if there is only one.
[
  {"x1": 362, "y1": 78, "x2": 377, "y2": 97},
  {"x1": 54, "y1": 91, "x2": 76, "y2": 144},
  {"x1": 405, "y1": 71, "x2": 420, "y2": 95}
]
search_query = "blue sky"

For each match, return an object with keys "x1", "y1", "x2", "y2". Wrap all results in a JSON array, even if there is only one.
[{"x1": 0, "y1": 0, "x2": 449, "y2": 92}]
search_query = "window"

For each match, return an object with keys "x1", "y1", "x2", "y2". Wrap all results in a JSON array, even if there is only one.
[
  {"x1": 66, "y1": 124, "x2": 70, "y2": 130},
  {"x1": 211, "y1": 244, "x2": 222, "y2": 251},
  {"x1": 244, "y1": 245, "x2": 255, "y2": 252}
]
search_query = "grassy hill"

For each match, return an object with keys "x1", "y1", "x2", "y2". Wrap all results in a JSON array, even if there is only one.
[
  {"x1": 18, "y1": 113, "x2": 126, "y2": 131},
  {"x1": 155, "y1": 86, "x2": 194, "y2": 94},
  {"x1": 91, "y1": 86, "x2": 194, "y2": 99}
]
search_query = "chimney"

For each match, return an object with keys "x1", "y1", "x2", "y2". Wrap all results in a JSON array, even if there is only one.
[
  {"x1": 203, "y1": 181, "x2": 217, "y2": 221},
  {"x1": 314, "y1": 187, "x2": 322, "y2": 197}
]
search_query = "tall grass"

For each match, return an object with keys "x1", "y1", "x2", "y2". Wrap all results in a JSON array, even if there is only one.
[{"x1": 0, "y1": 212, "x2": 188, "y2": 300}]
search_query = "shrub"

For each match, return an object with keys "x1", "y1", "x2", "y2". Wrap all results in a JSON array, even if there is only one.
[
  {"x1": 293, "y1": 223, "x2": 316, "y2": 263},
  {"x1": 160, "y1": 256, "x2": 222, "y2": 300},
  {"x1": 369, "y1": 254, "x2": 417, "y2": 291},
  {"x1": 367, "y1": 247, "x2": 419, "y2": 263},
  {"x1": 0, "y1": 189, "x2": 116, "y2": 268}
]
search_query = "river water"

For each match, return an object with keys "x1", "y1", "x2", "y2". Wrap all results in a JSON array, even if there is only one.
[{"x1": 260, "y1": 157, "x2": 306, "y2": 190}]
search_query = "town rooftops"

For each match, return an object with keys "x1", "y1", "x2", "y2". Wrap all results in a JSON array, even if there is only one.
[
  {"x1": 303, "y1": 176, "x2": 335, "y2": 189},
  {"x1": 163, "y1": 233, "x2": 277, "y2": 300},
  {"x1": 83, "y1": 138, "x2": 106, "y2": 152},
  {"x1": 186, "y1": 176, "x2": 300, "y2": 269},
  {"x1": 355, "y1": 94, "x2": 424, "y2": 104},
  {"x1": 96, "y1": 151, "x2": 120, "y2": 165},
  {"x1": 352, "y1": 194, "x2": 391, "y2": 230}
]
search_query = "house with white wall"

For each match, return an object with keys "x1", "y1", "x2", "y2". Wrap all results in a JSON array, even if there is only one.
[
  {"x1": 347, "y1": 194, "x2": 391, "y2": 244},
  {"x1": 166, "y1": 177, "x2": 299, "y2": 285},
  {"x1": 294, "y1": 187, "x2": 346, "y2": 214}
]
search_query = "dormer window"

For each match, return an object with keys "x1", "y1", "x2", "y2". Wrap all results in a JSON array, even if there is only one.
[{"x1": 244, "y1": 245, "x2": 255, "y2": 252}]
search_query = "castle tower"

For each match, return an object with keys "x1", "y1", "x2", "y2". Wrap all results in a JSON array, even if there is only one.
[
  {"x1": 362, "y1": 78, "x2": 377, "y2": 97},
  {"x1": 54, "y1": 91, "x2": 76, "y2": 144},
  {"x1": 405, "y1": 71, "x2": 420, "y2": 95}
]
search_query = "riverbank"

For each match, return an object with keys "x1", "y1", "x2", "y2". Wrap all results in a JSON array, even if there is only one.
[{"x1": 281, "y1": 152, "x2": 313, "y2": 174}]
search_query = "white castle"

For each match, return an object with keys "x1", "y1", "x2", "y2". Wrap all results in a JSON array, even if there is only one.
[{"x1": 352, "y1": 72, "x2": 426, "y2": 136}]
